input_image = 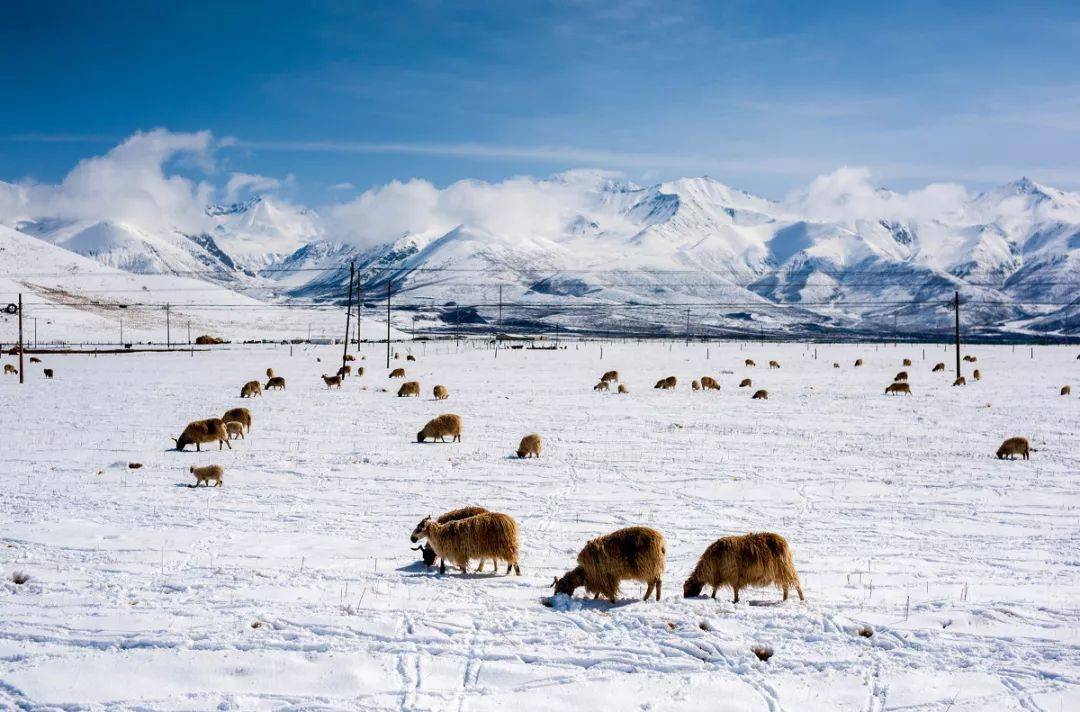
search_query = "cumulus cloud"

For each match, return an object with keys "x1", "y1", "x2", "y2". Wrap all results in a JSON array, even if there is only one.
[
  {"x1": 224, "y1": 172, "x2": 282, "y2": 203},
  {"x1": 1, "y1": 128, "x2": 217, "y2": 234},
  {"x1": 325, "y1": 172, "x2": 618, "y2": 248},
  {"x1": 782, "y1": 166, "x2": 971, "y2": 224}
]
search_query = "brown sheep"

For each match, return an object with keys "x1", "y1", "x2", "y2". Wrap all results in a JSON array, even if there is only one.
[
  {"x1": 410, "y1": 506, "x2": 491, "y2": 570},
  {"x1": 601, "y1": 370, "x2": 619, "y2": 383},
  {"x1": 894, "y1": 371, "x2": 909, "y2": 381},
  {"x1": 953, "y1": 376, "x2": 966, "y2": 387},
  {"x1": 832, "y1": 362, "x2": 840, "y2": 369},
  {"x1": 744, "y1": 359, "x2": 756, "y2": 367},
  {"x1": 397, "y1": 381, "x2": 421, "y2": 397},
  {"x1": 739, "y1": 378, "x2": 752, "y2": 388},
  {"x1": 337, "y1": 365, "x2": 351, "y2": 379},
  {"x1": 389, "y1": 368, "x2": 406, "y2": 378},
  {"x1": 700, "y1": 376, "x2": 720, "y2": 390},
  {"x1": 29, "y1": 356, "x2": 41, "y2": 363},
  {"x1": 357, "y1": 366, "x2": 365, "y2": 377},
  {"x1": 653, "y1": 376, "x2": 677, "y2": 389},
  {"x1": 553, "y1": 526, "x2": 665, "y2": 603},
  {"x1": 173, "y1": 418, "x2": 231, "y2": 452},
  {"x1": 410, "y1": 511, "x2": 520, "y2": 575},
  {"x1": 752, "y1": 389, "x2": 768, "y2": 400},
  {"x1": 394, "y1": 352, "x2": 401, "y2": 359},
  {"x1": 996, "y1": 436, "x2": 1030, "y2": 460},
  {"x1": 594, "y1": 380, "x2": 610, "y2": 391},
  {"x1": 189, "y1": 464, "x2": 223, "y2": 487},
  {"x1": 3, "y1": 365, "x2": 16, "y2": 375},
  {"x1": 683, "y1": 532, "x2": 803, "y2": 604},
  {"x1": 225, "y1": 421, "x2": 246, "y2": 440},
  {"x1": 885, "y1": 382, "x2": 911, "y2": 395},
  {"x1": 963, "y1": 355, "x2": 977, "y2": 363},
  {"x1": 322, "y1": 374, "x2": 342, "y2": 388},
  {"x1": 266, "y1": 368, "x2": 275, "y2": 379},
  {"x1": 854, "y1": 359, "x2": 863, "y2": 367},
  {"x1": 240, "y1": 380, "x2": 262, "y2": 398},
  {"x1": 433, "y1": 384, "x2": 449, "y2": 400},
  {"x1": 265, "y1": 376, "x2": 286, "y2": 390},
  {"x1": 973, "y1": 369, "x2": 981, "y2": 381},
  {"x1": 417, "y1": 414, "x2": 462, "y2": 443},
  {"x1": 769, "y1": 360, "x2": 780, "y2": 369},
  {"x1": 1061, "y1": 385, "x2": 1071, "y2": 396},
  {"x1": 902, "y1": 358, "x2": 912, "y2": 366},
  {"x1": 932, "y1": 362, "x2": 945, "y2": 372},
  {"x1": 222, "y1": 408, "x2": 252, "y2": 433},
  {"x1": 516, "y1": 433, "x2": 542, "y2": 458},
  {"x1": 617, "y1": 384, "x2": 629, "y2": 394},
  {"x1": 344, "y1": 354, "x2": 356, "y2": 362},
  {"x1": 406, "y1": 354, "x2": 416, "y2": 362},
  {"x1": 691, "y1": 380, "x2": 701, "y2": 391},
  {"x1": 43, "y1": 368, "x2": 54, "y2": 379}
]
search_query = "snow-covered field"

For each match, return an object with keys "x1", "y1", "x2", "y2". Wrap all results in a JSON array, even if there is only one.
[{"x1": 0, "y1": 340, "x2": 1077, "y2": 710}]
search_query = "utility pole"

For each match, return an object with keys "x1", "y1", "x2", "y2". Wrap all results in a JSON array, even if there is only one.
[
  {"x1": 187, "y1": 320, "x2": 191, "y2": 345},
  {"x1": 386, "y1": 279, "x2": 391, "y2": 368},
  {"x1": 120, "y1": 316, "x2": 124, "y2": 346},
  {"x1": 685, "y1": 308, "x2": 690, "y2": 346},
  {"x1": 166, "y1": 304, "x2": 171, "y2": 349},
  {"x1": 953, "y1": 291, "x2": 961, "y2": 379},
  {"x1": 17, "y1": 294, "x2": 24, "y2": 384},
  {"x1": 342, "y1": 261, "x2": 355, "y2": 374},
  {"x1": 356, "y1": 284, "x2": 363, "y2": 344},
  {"x1": 498, "y1": 285, "x2": 503, "y2": 331}
]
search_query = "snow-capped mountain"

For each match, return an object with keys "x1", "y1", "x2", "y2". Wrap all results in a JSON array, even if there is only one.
[{"x1": 4, "y1": 174, "x2": 1078, "y2": 338}]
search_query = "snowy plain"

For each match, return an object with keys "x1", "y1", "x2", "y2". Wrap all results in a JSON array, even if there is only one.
[{"x1": 0, "y1": 340, "x2": 1077, "y2": 710}]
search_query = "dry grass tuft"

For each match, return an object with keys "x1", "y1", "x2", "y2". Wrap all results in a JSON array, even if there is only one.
[{"x1": 10, "y1": 571, "x2": 29, "y2": 585}]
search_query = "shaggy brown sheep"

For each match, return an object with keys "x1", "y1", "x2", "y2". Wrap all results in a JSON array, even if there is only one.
[
  {"x1": 397, "y1": 381, "x2": 421, "y2": 397},
  {"x1": 411, "y1": 511, "x2": 520, "y2": 575},
  {"x1": 996, "y1": 436, "x2": 1031, "y2": 460},
  {"x1": 683, "y1": 532, "x2": 803, "y2": 604},
  {"x1": 189, "y1": 464, "x2": 223, "y2": 487},
  {"x1": 410, "y1": 506, "x2": 491, "y2": 570},
  {"x1": 516, "y1": 433, "x2": 542, "y2": 458},
  {"x1": 433, "y1": 384, "x2": 449, "y2": 400},
  {"x1": 885, "y1": 382, "x2": 911, "y2": 395},
  {"x1": 417, "y1": 414, "x2": 462, "y2": 443},
  {"x1": 221, "y1": 408, "x2": 252, "y2": 433},
  {"x1": 173, "y1": 418, "x2": 231, "y2": 452},
  {"x1": 553, "y1": 526, "x2": 665, "y2": 603},
  {"x1": 240, "y1": 380, "x2": 262, "y2": 398}
]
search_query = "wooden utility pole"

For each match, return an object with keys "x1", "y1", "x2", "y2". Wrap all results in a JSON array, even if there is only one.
[
  {"x1": 17, "y1": 294, "x2": 24, "y2": 384},
  {"x1": 356, "y1": 283, "x2": 362, "y2": 344},
  {"x1": 386, "y1": 279, "x2": 391, "y2": 368},
  {"x1": 685, "y1": 308, "x2": 690, "y2": 346},
  {"x1": 953, "y1": 291, "x2": 961, "y2": 379},
  {"x1": 166, "y1": 304, "x2": 171, "y2": 349},
  {"x1": 342, "y1": 261, "x2": 355, "y2": 374}
]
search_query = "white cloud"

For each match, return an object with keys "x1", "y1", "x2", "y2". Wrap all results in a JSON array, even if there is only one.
[
  {"x1": 1, "y1": 128, "x2": 217, "y2": 234},
  {"x1": 224, "y1": 172, "x2": 282, "y2": 203}
]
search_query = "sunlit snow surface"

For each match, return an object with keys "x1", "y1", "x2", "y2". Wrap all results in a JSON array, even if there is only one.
[{"x1": 0, "y1": 341, "x2": 1077, "y2": 710}]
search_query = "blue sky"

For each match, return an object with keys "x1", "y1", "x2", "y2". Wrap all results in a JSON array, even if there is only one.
[{"x1": 2, "y1": 0, "x2": 1079, "y2": 202}]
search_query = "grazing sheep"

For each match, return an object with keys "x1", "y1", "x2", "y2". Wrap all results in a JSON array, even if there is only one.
[
  {"x1": 953, "y1": 376, "x2": 967, "y2": 387},
  {"x1": 691, "y1": 380, "x2": 701, "y2": 391},
  {"x1": 29, "y1": 357, "x2": 41, "y2": 363},
  {"x1": 683, "y1": 532, "x2": 803, "y2": 604},
  {"x1": 516, "y1": 433, "x2": 542, "y2": 458},
  {"x1": 240, "y1": 380, "x2": 262, "y2": 398},
  {"x1": 265, "y1": 376, "x2": 286, "y2": 390},
  {"x1": 973, "y1": 369, "x2": 981, "y2": 381},
  {"x1": 885, "y1": 382, "x2": 911, "y2": 395},
  {"x1": 394, "y1": 352, "x2": 401, "y2": 359},
  {"x1": 407, "y1": 354, "x2": 416, "y2": 362},
  {"x1": 617, "y1": 384, "x2": 629, "y2": 394},
  {"x1": 594, "y1": 380, "x2": 610, "y2": 391},
  {"x1": 752, "y1": 389, "x2": 768, "y2": 400},
  {"x1": 902, "y1": 358, "x2": 912, "y2": 366},
  {"x1": 553, "y1": 526, "x2": 665, "y2": 603},
  {"x1": 653, "y1": 376, "x2": 677, "y2": 389},
  {"x1": 996, "y1": 436, "x2": 1031, "y2": 460},
  {"x1": 337, "y1": 365, "x2": 351, "y2": 379},
  {"x1": 433, "y1": 384, "x2": 449, "y2": 400},
  {"x1": 389, "y1": 368, "x2": 406, "y2": 378},
  {"x1": 3, "y1": 365, "x2": 16, "y2": 375},
  {"x1": 601, "y1": 370, "x2": 619, "y2": 383},
  {"x1": 225, "y1": 421, "x2": 246, "y2": 440},
  {"x1": 266, "y1": 368, "x2": 275, "y2": 379},
  {"x1": 397, "y1": 381, "x2": 421, "y2": 397},
  {"x1": 322, "y1": 374, "x2": 342, "y2": 389},
  {"x1": 411, "y1": 506, "x2": 491, "y2": 570},
  {"x1": 410, "y1": 511, "x2": 520, "y2": 575},
  {"x1": 43, "y1": 368, "x2": 53, "y2": 379},
  {"x1": 739, "y1": 378, "x2": 752, "y2": 388},
  {"x1": 221, "y1": 408, "x2": 252, "y2": 433},
  {"x1": 357, "y1": 367, "x2": 365, "y2": 377},
  {"x1": 417, "y1": 414, "x2": 463, "y2": 443},
  {"x1": 832, "y1": 362, "x2": 840, "y2": 369},
  {"x1": 745, "y1": 359, "x2": 756, "y2": 367},
  {"x1": 344, "y1": 354, "x2": 356, "y2": 362},
  {"x1": 894, "y1": 371, "x2": 909, "y2": 381},
  {"x1": 700, "y1": 376, "x2": 720, "y2": 390},
  {"x1": 932, "y1": 363, "x2": 945, "y2": 372},
  {"x1": 173, "y1": 418, "x2": 231, "y2": 452},
  {"x1": 189, "y1": 464, "x2": 223, "y2": 487},
  {"x1": 1062, "y1": 385, "x2": 1072, "y2": 396},
  {"x1": 769, "y1": 360, "x2": 780, "y2": 369},
  {"x1": 963, "y1": 355, "x2": 977, "y2": 363},
  {"x1": 854, "y1": 359, "x2": 863, "y2": 367}
]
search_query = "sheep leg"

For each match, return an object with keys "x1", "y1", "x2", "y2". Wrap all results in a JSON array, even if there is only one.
[
  {"x1": 196, "y1": 443, "x2": 201, "y2": 452},
  {"x1": 224, "y1": 439, "x2": 232, "y2": 450},
  {"x1": 514, "y1": 563, "x2": 520, "y2": 576},
  {"x1": 644, "y1": 582, "x2": 654, "y2": 601},
  {"x1": 216, "y1": 480, "x2": 222, "y2": 487},
  {"x1": 655, "y1": 579, "x2": 661, "y2": 601},
  {"x1": 710, "y1": 588, "x2": 717, "y2": 599},
  {"x1": 782, "y1": 585, "x2": 789, "y2": 601},
  {"x1": 732, "y1": 587, "x2": 740, "y2": 604},
  {"x1": 439, "y1": 559, "x2": 446, "y2": 575},
  {"x1": 475, "y1": 560, "x2": 485, "y2": 573},
  {"x1": 796, "y1": 584, "x2": 805, "y2": 601}
]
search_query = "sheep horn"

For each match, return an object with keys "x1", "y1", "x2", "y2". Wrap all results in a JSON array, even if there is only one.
[
  {"x1": 411, "y1": 545, "x2": 423, "y2": 552},
  {"x1": 550, "y1": 576, "x2": 558, "y2": 588}
]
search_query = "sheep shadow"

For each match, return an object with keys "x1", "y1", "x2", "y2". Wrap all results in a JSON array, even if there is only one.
[
  {"x1": 396, "y1": 560, "x2": 431, "y2": 573},
  {"x1": 540, "y1": 595, "x2": 639, "y2": 611}
]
